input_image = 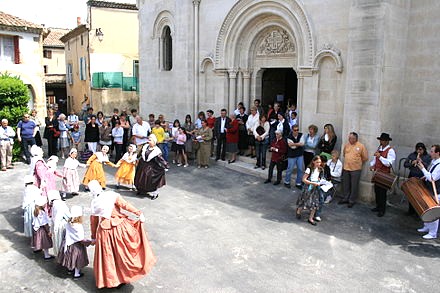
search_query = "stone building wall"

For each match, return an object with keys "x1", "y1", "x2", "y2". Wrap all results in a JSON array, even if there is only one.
[{"x1": 138, "y1": 0, "x2": 440, "y2": 201}]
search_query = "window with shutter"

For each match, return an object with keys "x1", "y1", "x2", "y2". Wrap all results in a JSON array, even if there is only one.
[{"x1": 0, "y1": 35, "x2": 16, "y2": 63}]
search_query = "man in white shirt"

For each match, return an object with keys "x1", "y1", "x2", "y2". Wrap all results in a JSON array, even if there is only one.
[
  {"x1": 416, "y1": 144, "x2": 440, "y2": 239},
  {"x1": 0, "y1": 119, "x2": 16, "y2": 171},
  {"x1": 369, "y1": 133, "x2": 396, "y2": 216},
  {"x1": 132, "y1": 116, "x2": 151, "y2": 154}
]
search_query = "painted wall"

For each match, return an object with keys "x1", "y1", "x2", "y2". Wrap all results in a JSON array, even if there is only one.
[
  {"x1": 0, "y1": 30, "x2": 46, "y2": 121},
  {"x1": 89, "y1": 6, "x2": 139, "y2": 76},
  {"x1": 64, "y1": 30, "x2": 91, "y2": 113}
]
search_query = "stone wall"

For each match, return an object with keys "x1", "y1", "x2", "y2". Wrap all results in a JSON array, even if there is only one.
[{"x1": 92, "y1": 88, "x2": 139, "y2": 115}]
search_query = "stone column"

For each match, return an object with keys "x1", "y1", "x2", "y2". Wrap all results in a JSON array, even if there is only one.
[
  {"x1": 228, "y1": 69, "x2": 238, "y2": 114},
  {"x1": 193, "y1": 0, "x2": 201, "y2": 116},
  {"x1": 242, "y1": 69, "x2": 252, "y2": 111}
]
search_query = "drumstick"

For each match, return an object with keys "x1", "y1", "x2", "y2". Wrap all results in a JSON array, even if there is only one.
[{"x1": 431, "y1": 178, "x2": 439, "y2": 205}]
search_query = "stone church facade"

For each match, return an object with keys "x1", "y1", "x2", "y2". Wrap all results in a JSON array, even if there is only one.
[{"x1": 138, "y1": 0, "x2": 440, "y2": 201}]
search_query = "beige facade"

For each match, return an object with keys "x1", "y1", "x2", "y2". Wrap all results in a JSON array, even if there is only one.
[
  {"x1": 61, "y1": 25, "x2": 91, "y2": 113},
  {"x1": 0, "y1": 12, "x2": 46, "y2": 121},
  {"x1": 138, "y1": 0, "x2": 440, "y2": 201},
  {"x1": 60, "y1": 1, "x2": 140, "y2": 115}
]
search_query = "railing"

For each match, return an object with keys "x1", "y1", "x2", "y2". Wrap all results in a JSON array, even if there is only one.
[{"x1": 92, "y1": 72, "x2": 138, "y2": 91}]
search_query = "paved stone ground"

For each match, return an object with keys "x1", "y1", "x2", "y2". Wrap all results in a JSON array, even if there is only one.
[{"x1": 0, "y1": 159, "x2": 439, "y2": 293}]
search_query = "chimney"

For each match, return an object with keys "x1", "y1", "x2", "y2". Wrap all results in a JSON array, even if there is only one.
[{"x1": 77, "y1": 17, "x2": 81, "y2": 26}]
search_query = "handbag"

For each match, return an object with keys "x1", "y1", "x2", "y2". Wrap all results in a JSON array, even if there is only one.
[{"x1": 52, "y1": 128, "x2": 61, "y2": 138}]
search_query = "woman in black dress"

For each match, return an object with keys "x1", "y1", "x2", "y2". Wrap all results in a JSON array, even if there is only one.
[
  {"x1": 84, "y1": 115, "x2": 100, "y2": 153},
  {"x1": 43, "y1": 109, "x2": 59, "y2": 156},
  {"x1": 134, "y1": 134, "x2": 168, "y2": 199}
]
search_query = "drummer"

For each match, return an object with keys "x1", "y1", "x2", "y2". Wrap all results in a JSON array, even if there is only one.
[
  {"x1": 416, "y1": 144, "x2": 440, "y2": 240},
  {"x1": 369, "y1": 133, "x2": 396, "y2": 217}
]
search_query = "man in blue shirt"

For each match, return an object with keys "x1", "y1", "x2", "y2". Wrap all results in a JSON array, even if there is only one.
[{"x1": 17, "y1": 113, "x2": 37, "y2": 164}]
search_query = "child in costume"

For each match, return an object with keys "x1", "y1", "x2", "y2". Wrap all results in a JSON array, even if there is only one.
[
  {"x1": 32, "y1": 196, "x2": 54, "y2": 259},
  {"x1": 82, "y1": 145, "x2": 117, "y2": 189},
  {"x1": 62, "y1": 148, "x2": 86, "y2": 197},
  {"x1": 115, "y1": 144, "x2": 138, "y2": 190},
  {"x1": 58, "y1": 205, "x2": 90, "y2": 280},
  {"x1": 23, "y1": 175, "x2": 41, "y2": 239}
]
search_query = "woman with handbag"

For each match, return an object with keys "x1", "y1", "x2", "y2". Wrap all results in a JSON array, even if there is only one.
[
  {"x1": 253, "y1": 114, "x2": 270, "y2": 170},
  {"x1": 134, "y1": 134, "x2": 168, "y2": 199},
  {"x1": 296, "y1": 155, "x2": 323, "y2": 226},
  {"x1": 196, "y1": 120, "x2": 213, "y2": 168},
  {"x1": 43, "y1": 109, "x2": 60, "y2": 156}
]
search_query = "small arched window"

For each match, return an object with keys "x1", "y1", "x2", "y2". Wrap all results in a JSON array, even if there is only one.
[{"x1": 162, "y1": 26, "x2": 172, "y2": 71}]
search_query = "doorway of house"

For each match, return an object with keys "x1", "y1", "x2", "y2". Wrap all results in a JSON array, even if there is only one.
[{"x1": 261, "y1": 68, "x2": 297, "y2": 112}]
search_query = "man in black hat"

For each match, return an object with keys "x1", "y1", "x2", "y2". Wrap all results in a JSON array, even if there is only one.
[{"x1": 369, "y1": 133, "x2": 396, "y2": 217}]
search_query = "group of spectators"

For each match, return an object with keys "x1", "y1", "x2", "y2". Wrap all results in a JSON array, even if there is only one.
[{"x1": 1, "y1": 98, "x2": 439, "y2": 238}]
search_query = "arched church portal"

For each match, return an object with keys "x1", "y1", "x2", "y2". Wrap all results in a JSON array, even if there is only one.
[{"x1": 261, "y1": 68, "x2": 297, "y2": 110}]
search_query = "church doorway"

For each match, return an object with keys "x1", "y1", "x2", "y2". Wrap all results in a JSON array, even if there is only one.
[{"x1": 261, "y1": 68, "x2": 297, "y2": 112}]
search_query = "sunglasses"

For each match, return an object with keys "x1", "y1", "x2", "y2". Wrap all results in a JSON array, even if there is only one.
[{"x1": 293, "y1": 129, "x2": 299, "y2": 132}]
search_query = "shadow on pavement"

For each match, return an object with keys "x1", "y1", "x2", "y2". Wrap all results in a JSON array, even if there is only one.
[{"x1": 167, "y1": 164, "x2": 440, "y2": 258}]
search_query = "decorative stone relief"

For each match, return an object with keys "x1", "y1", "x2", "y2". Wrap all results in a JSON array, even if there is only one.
[{"x1": 257, "y1": 29, "x2": 295, "y2": 56}]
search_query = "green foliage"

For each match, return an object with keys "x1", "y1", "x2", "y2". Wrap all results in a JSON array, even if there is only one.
[{"x1": 0, "y1": 72, "x2": 31, "y2": 161}]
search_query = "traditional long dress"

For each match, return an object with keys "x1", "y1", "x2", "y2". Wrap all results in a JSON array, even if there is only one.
[
  {"x1": 196, "y1": 127, "x2": 213, "y2": 166},
  {"x1": 134, "y1": 146, "x2": 167, "y2": 193},
  {"x1": 58, "y1": 222, "x2": 89, "y2": 271},
  {"x1": 90, "y1": 192, "x2": 156, "y2": 288},
  {"x1": 115, "y1": 151, "x2": 137, "y2": 185},
  {"x1": 82, "y1": 152, "x2": 116, "y2": 188},
  {"x1": 22, "y1": 185, "x2": 40, "y2": 238},
  {"x1": 63, "y1": 157, "x2": 86, "y2": 193},
  {"x1": 51, "y1": 199, "x2": 71, "y2": 256},
  {"x1": 32, "y1": 210, "x2": 53, "y2": 250}
]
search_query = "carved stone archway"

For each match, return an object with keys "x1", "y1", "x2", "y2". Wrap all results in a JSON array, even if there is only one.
[{"x1": 214, "y1": 0, "x2": 315, "y2": 112}]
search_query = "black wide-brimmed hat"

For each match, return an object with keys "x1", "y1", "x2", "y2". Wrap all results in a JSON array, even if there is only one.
[{"x1": 377, "y1": 133, "x2": 392, "y2": 141}]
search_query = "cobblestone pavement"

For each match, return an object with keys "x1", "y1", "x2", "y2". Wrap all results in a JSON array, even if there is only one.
[{"x1": 0, "y1": 159, "x2": 439, "y2": 293}]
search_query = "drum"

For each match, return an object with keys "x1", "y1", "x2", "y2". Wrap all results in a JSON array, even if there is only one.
[
  {"x1": 371, "y1": 171, "x2": 397, "y2": 190},
  {"x1": 401, "y1": 177, "x2": 440, "y2": 222}
]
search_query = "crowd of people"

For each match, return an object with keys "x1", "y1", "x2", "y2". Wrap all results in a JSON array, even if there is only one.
[{"x1": 1, "y1": 97, "x2": 439, "y2": 288}]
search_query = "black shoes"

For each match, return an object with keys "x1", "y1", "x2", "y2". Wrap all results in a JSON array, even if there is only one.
[
  {"x1": 261, "y1": 166, "x2": 266, "y2": 170},
  {"x1": 338, "y1": 200, "x2": 349, "y2": 205},
  {"x1": 284, "y1": 183, "x2": 291, "y2": 189},
  {"x1": 295, "y1": 184, "x2": 302, "y2": 190},
  {"x1": 371, "y1": 207, "x2": 379, "y2": 212},
  {"x1": 308, "y1": 219, "x2": 317, "y2": 226},
  {"x1": 347, "y1": 203, "x2": 355, "y2": 208},
  {"x1": 254, "y1": 165, "x2": 260, "y2": 169},
  {"x1": 273, "y1": 181, "x2": 280, "y2": 186},
  {"x1": 264, "y1": 179, "x2": 271, "y2": 184},
  {"x1": 228, "y1": 160, "x2": 235, "y2": 164},
  {"x1": 377, "y1": 212, "x2": 385, "y2": 217}
]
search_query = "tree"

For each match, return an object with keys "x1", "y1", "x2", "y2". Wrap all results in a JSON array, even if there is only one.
[{"x1": 0, "y1": 72, "x2": 30, "y2": 160}]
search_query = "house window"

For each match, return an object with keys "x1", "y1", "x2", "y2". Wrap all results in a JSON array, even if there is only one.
[
  {"x1": 67, "y1": 41, "x2": 70, "y2": 51},
  {"x1": 43, "y1": 65, "x2": 48, "y2": 74},
  {"x1": 67, "y1": 63, "x2": 73, "y2": 84},
  {"x1": 162, "y1": 26, "x2": 172, "y2": 71},
  {"x1": 80, "y1": 34, "x2": 84, "y2": 46},
  {"x1": 0, "y1": 35, "x2": 19, "y2": 64},
  {"x1": 79, "y1": 57, "x2": 86, "y2": 80},
  {"x1": 43, "y1": 49, "x2": 52, "y2": 59}
]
